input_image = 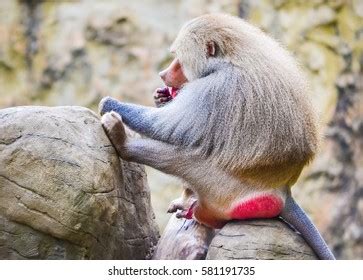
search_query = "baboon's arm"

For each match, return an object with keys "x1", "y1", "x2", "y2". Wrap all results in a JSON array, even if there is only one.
[{"x1": 99, "y1": 96, "x2": 157, "y2": 138}]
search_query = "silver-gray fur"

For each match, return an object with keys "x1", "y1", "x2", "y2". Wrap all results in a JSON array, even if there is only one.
[{"x1": 99, "y1": 13, "x2": 335, "y2": 259}]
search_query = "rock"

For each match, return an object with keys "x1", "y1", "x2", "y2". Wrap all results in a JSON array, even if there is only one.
[
  {"x1": 154, "y1": 215, "x2": 317, "y2": 260},
  {"x1": 0, "y1": 106, "x2": 159, "y2": 259},
  {"x1": 207, "y1": 219, "x2": 317, "y2": 260}
]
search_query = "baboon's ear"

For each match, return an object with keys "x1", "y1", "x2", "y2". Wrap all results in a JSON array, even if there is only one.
[{"x1": 207, "y1": 41, "x2": 216, "y2": 57}]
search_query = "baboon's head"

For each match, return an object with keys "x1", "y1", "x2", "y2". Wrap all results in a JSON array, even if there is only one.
[
  {"x1": 160, "y1": 14, "x2": 246, "y2": 90},
  {"x1": 169, "y1": 13, "x2": 259, "y2": 81}
]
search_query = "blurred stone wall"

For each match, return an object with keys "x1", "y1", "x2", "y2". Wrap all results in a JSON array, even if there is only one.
[
  {"x1": 242, "y1": 0, "x2": 363, "y2": 125},
  {"x1": 0, "y1": 0, "x2": 238, "y2": 108},
  {"x1": 1, "y1": 0, "x2": 363, "y2": 259}
]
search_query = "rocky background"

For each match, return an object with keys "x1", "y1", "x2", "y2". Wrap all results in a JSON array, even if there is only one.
[{"x1": 0, "y1": 0, "x2": 362, "y2": 259}]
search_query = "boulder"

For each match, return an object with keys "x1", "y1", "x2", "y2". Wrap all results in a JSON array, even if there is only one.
[
  {"x1": 0, "y1": 106, "x2": 159, "y2": 259},
  {"x1": 207, "y1": 220, "x2": 317, "y2": 260},
  {"x1": 154, "y1": 215, "x2": 317, "y2": 260}
]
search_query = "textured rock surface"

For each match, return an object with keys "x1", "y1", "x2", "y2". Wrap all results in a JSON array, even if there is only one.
[
  {"x1": 206, "y1": 220, "x2": 317, "y2": 260},
  {"x1": 0, "y1": 106, "x2": 159, "y2": 259},
  {"x1": 154, "y1": 216, "x2": 317, "y2": 260}
]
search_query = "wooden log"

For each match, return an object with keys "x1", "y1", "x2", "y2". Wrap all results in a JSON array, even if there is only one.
[{"x1": 154, "y1": 216, "x2": 318, "y2": 260}]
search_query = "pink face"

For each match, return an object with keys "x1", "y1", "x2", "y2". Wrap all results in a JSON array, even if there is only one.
[{"x1": 158, "y1": 58, "x2": 188, "y2": 90}]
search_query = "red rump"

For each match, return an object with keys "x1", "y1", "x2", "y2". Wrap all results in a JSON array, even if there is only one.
[{"x1": 229, "y1": 195, "x2": 283, "y2": 220}]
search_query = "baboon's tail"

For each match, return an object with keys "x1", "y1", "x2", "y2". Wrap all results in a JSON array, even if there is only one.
[{"x1": 280, "y1": 194, "x2": 335, "y2": 260}]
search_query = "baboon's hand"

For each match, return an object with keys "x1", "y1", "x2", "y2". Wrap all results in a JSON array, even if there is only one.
[
  {"x1": 101, "y1": 111, "x2": 127, "y2": 157},
  {"x1": 98, "y1": 96, "x2": 118, "y2": 116},
  {"x1": 167, "y1": 197, "x2": 197, "y2": 220},
  {"x1": 153, "y1": 87, "x2": 172, "y2": 107},
  {"x1": 167, "y1": 197, "x2": 186, "y2": 213}
]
